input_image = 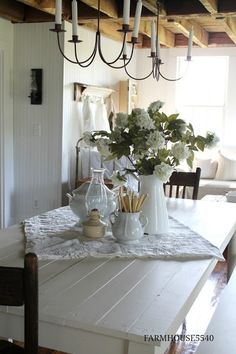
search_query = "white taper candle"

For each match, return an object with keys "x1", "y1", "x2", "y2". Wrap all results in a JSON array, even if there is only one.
[
  {"x1": 151, "y1": 20, "x2": 156, "y2": 53},
  {"x1": 55, "y1": 0, "x2": 62, "y2": 25},
  {"x1": 72, "y1": 0, "x2": 78, "y2": 36},
  {"x1": 187, "y1": 27, "x2": 193, "y2": 59},
  {"x1": 123, "y1": 0, "x2": 130, "y2": 26},
  {"x1": 132, "y1": 0, "x2": 142, "y2": 38},
  {"x1": 123, "y1": 41, "x2": 127, "y2": 56}
]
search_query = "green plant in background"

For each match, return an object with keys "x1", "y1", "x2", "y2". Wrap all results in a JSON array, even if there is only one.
[{"x1": 83, "y1": 100, "x2": 218, "y2": 183}]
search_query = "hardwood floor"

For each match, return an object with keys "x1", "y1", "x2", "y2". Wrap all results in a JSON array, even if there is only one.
[
  {"x1": 15, "y1": 261, "x2": 227, "y2": 354},
  {"x1": 166, "y1": 261, "x2": 227, "y2": 354}
]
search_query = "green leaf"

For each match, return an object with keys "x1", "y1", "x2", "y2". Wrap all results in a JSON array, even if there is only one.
[
  {"x1": 167, "y1": 113, "x2": 179, "y2": 122},
  {"x1": 196, "y1": 140, "x2": 205, "y2": 151},
  {"x1": 186, "y1": 150, "x2": 194, "y2": 168},
  {"x1": 187, "y1": 158, "x2": 193, "y2": 169},
  {"x1": 188, "y1": 123, "x2": 194, "y2": 133}
]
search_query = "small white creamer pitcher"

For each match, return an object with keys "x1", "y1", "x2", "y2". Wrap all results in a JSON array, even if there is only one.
[{"x1": 110, "y1": 211, "x2": 148, "y2": 244}]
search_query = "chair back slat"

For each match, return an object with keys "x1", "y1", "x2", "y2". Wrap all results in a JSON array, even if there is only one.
[
  {"x1": 176, "y1": 185, "x2": 180, "y2": 198},
  {"x1": 0, "y1": 268, "x2": 24, "y2": 306},
  {"x1": 0, "y1": 253, "x2": 38, "y2": 354},
  {"x1": 165, "y1": 168, "x2": 201, "y2": 200},
  {"x1": 182, "y1": 185, "x2": 186, "y2": 199},
  {"x1": 169, "y1": 185, "x2": 173, "y2": 198}
]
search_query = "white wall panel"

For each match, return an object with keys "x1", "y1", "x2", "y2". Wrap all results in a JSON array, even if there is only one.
[
  {"x1": 13, "y1": 23, "x2": 64, "y2": 222},
  {"x1": 0, "y1": 18, "x2": 14, "y2": 228}
]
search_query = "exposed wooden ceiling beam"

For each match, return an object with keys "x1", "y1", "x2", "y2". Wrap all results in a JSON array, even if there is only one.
[
  {"x1": 0, "y1": 0, "x2": 25, "y2": 22},
  {"x1": 84, "y1": 21, "x2": 125, "y2": 42},
  {"x1": 16, "y1": 0, "x2": 118, "y2": 21},
  {"x1": 173, "y1": 19, "x2": 208, "y2": 47},
  {"x1": 16, "y1": 0, "x2": 55, "y2": 15},
  {"x1": 24, "y1": 7, "x2": 54, "y2": 22},
  {"x1": 175, "y1": 31, "x2": 235, "y2": 47},
  {"x1": 1, "y1": 0, "x2": 236, "y2": 49},
  {"x1": 198, "y1": 0, "x2": 218, "y2": 14},
  {"x1": 142, "y1": 0, "x2": 166, "y2": 16},
  {"x1": 138, "y1": 20, "x2": 175, "y2": 47},
  {"x1": 218, "y1": 0, "x2": 236, "y2": 13},
  {"x1": 165, "y1": 0, "x2": 208, "y2": 17},
  {"x1": 222, "y1": 17, "x2": 236, "y2": 44},
  {"x1": 80, "y1": 0, "x2": 118, "y2": 18},
  {"x1": 208, "y1": 32, "x2": 234, "y2": 46},
  {"x1": 142, "y1": 0, "x2": 158, "y2": 15}
]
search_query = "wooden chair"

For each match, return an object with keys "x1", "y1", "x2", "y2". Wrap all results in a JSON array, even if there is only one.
[
  {"x1": 0, "y1": 253, "x2": 38, "y2": 354},
  {"x1": 164, "y1": 167, "x2": 201, "y2": 200}
]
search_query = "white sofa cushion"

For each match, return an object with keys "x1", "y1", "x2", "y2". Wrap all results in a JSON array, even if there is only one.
[
  {"x1": 193, "y1": 157, "x2": 218, "y2": 179},
  {"x1": 215, "y1": 152, "x2": 236, "y2": 180}
]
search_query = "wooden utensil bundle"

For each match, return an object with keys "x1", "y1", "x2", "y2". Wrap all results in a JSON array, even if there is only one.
[{"x1": 118, "y1": 192, "x2": 147, "y2": 213}]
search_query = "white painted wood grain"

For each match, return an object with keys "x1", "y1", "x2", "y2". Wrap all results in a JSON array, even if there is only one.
[{"x1": 40, "y1": 259, "x2": 137, "y2": 315}]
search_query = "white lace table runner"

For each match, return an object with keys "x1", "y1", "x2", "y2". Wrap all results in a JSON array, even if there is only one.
[{"x1": 24, "y1": 206, "x2": 224, "y2": 261}]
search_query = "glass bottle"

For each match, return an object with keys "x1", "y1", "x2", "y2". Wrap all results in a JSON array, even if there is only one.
[{"x1": 85, "y1": 169, "x2": 108, "y2": 217}]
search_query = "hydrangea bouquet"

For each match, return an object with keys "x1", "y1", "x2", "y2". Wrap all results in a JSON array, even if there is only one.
[{"x1": 83, "y1": 101, "x2": 218, "y2": 184}]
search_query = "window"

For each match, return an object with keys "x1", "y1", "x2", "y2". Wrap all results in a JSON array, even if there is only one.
[{"x1": 176, "y1": 56, "x2": 229, "y2": 140}]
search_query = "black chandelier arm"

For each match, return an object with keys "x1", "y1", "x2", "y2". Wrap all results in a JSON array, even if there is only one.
[
  {"x1": 158, "y1": 69, "x2": 184, "y2": 82},
  {"x1": 157, "y1": 60, "x2": 190, "y2": 82},
  {"x1": 97, "y1": 32, "x2": 128, "y2": 66},
  {"x1": 56, "y1": 32, "x2": 77, "y2": 64},
  {"x1": 98, "y1": 41, "x2": 135, "y2": 69},
  {"x1": 74, "y1": 35, "x2": 98, "y2": 67},
  {"x1": 96, "y1": 0, "x2": 131, "y2": 67},
  {"x1": 124, "y1": 57, "x2": 155, "y2": 81}
]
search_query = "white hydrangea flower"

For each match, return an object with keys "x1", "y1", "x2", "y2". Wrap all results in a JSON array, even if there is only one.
[
  {"x1": 205, "y1": 131, "x2": 219, "y2": 148},
  {"x1": 116, "y1": 113, "x2": 128, "y2": 127},
  {"x1": 146, "y1": 131, "x2": 165, "y2": 151},
  {"x1": 148, "y1": 100, "x2": 164, "y2": 114},
  {"x1": 171, "y1": 142, "x2": 190, "y2": 161},
  {"x1": 132, "y1": 109, "x2": 155, "y2": 130},
  {"x1": 83, "y1": 131, "x2": 96, "y2": 147},
  {"x1": 154, "y1": 163, "x2": 174, "y2": 183},
  {"x1": 96, "y1": 139, "x2": 113, "y2": 159}
]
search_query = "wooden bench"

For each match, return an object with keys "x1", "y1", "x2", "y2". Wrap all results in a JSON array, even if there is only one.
[{"x1": 196, "y1": 266, "x2": 236, "y2": 354}]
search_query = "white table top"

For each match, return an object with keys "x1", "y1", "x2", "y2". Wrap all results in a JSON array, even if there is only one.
[{"x1": 0, "y1": 198, "x2": 236, "y2": 354}]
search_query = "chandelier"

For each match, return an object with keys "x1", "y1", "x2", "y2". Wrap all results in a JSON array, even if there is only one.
[{"x1": 50, "y1": 0, "x2": 193, "y2": 82}]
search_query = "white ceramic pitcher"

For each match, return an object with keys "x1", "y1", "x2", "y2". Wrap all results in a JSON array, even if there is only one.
[{"x1": 110, "y1": 211, "x2": 148, "y2": 244}]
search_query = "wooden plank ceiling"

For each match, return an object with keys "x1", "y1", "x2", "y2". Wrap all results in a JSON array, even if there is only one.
[{"x1": 1, "y1": 0, "x2": 236, "y2": 48}]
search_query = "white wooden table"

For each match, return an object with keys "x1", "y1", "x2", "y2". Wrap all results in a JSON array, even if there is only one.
[{"x1": 0, "y1": 198, "x2": 236, "y2": 354}]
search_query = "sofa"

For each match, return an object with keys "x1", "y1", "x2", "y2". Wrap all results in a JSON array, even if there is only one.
[{"x1": 192, "y1": 147, "x2": 236, "y2": 199}]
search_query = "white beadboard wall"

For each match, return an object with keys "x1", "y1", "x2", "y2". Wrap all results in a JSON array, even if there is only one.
[
  {"x1": 0, "y1": 18, "x2": 14, "y2": 228},
  {"x1": 13, "y1": 22, "x2": 64, "y2": 222},
  {"x1": 137, "y1": 48, "x2": 178, "y2": 114},
  {"x1": 62, "y1": 22, "x2": 137, "y2": 198}
]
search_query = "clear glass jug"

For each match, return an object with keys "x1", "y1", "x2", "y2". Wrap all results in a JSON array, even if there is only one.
[{"x1": 85, "y1": 169, "x2": 108, "y2": 217}]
